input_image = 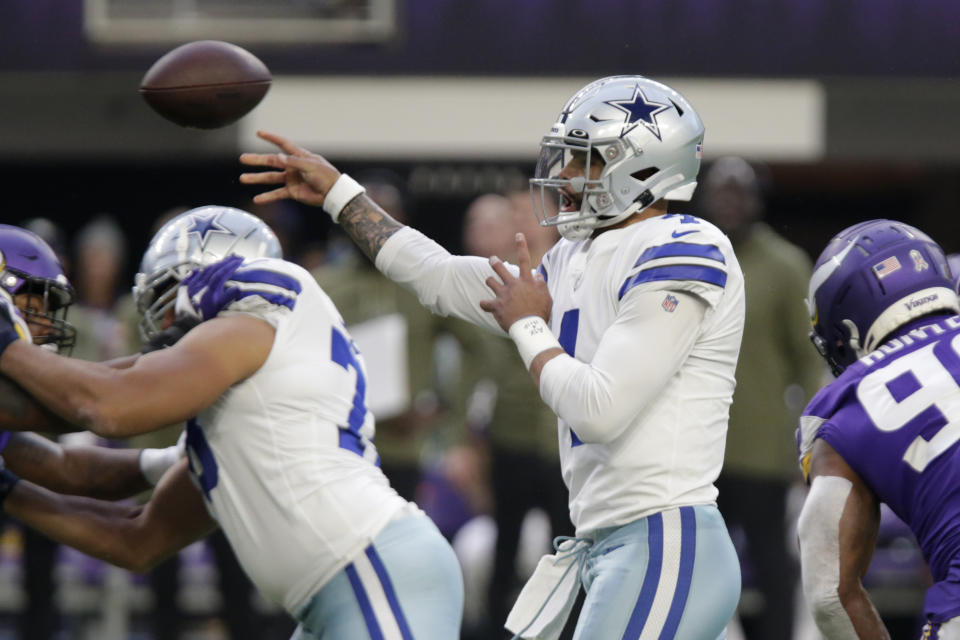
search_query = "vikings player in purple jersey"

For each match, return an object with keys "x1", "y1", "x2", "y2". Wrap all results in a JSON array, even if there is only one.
[
  {"x1": 797, "y1": 220, "x2": 960, "y2": 639},
  {"x1": 0, "y1": 224, "x2": 180, "y2": 500}
]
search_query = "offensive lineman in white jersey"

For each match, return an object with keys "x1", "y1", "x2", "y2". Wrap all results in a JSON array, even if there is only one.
[
  {"x1": 0, "y1": 207, "x2": 464, "y2": 640},
  {"x1": 239, "y1": 75, "x2": 745, "y2": 639}
]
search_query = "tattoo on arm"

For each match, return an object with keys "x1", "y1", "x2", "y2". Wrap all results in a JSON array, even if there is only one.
[{"x1": 337, "y1": 194, "x2": 404, "y2": 263}]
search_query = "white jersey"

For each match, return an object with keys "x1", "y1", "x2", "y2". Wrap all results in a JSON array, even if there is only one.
[
  {"x1": 183, "y1": 257, "x2": 409, "y2": 614},
  {"x1": 376, "y1": 214, "x2": 744, "y2": 535}
]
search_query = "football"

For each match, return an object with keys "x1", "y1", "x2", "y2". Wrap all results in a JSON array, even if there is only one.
[{"x1": 139, "y1": 40, "x2": 271, "y2": 129}]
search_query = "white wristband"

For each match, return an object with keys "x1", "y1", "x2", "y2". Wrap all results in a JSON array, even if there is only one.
[
  {"x1": 322, "y1": 174, "x2": 366, "y2": 223},
  {"x1": 139, "y1": 445, "x2": 182, "y2": 487},
  {"x1": 508, "y1": 316, "x2": 562, "y2": 370}
]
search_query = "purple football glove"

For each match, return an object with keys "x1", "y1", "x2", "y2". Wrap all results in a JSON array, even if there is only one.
[
  {"x1": 176, "y1": 254, "x2": 246, "y2": 322},
  {"x1": 175, "y1": 254, "x2": 302, "y2": 323}
]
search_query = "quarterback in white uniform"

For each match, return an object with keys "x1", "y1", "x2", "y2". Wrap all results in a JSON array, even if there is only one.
[
  {"x1": 0, "y1": 207, "x2": 463, "y2": 640},
  {"x1": 240, "y1": 75, "x2": 745, "y2": 639}
]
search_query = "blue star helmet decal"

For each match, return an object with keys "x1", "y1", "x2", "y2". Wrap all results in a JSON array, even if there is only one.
[
  {"x1": 605, "y1": 85, "x2": 672, "y2": 140},
  {"x1": 187, "y1": 212, "x2": 231, "y2": 248}
]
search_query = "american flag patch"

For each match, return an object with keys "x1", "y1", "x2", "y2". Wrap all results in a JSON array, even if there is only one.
[
  {"x1": 873, "y1": 256, "x2": 901, "y2": 279},
  {"x1": 662, "y1": 294, "x2": 679, "y2": 312},
  {"x1": 695, "y1": 144, "x2": 703, "y2": 159}
]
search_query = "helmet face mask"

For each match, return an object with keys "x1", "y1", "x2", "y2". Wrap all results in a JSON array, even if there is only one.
[
  {"x1": 0, "y1": 225, "x2": 76, "y2": 354},
  {"x1": 808, "y1": 219, "x2": 960, "y2": 376},
  {"x1": 530, "y1": 75, "x2": 705, "y2": 241},
  {"x1": 133, "y1": 206, "x2": 282, "y2": 342}
]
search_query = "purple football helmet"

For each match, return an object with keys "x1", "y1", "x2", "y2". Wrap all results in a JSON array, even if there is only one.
[
  {"x1": 808, "y1": 219, "x2": 959, "y2": 376},
  {"x1": 0, "y1": 224, "x2": 76, "y2": 353}
]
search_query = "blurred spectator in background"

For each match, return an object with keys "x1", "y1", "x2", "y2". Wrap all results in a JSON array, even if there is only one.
[
  {"x1": 456, "y1": 191, "x2": 571, "y2": 639},
  {"x1": 313, "y1": 171, "x2": 472, "y2": 503},
  {"x1": 68, "y1": 215, "x2": 130, "y2": 362},
  {"x1": 21, "y1": 218, "x2": 70, "y2": 276},
  {"x1": 699, "y1": 157, "x2": 825, "y2": 640}
]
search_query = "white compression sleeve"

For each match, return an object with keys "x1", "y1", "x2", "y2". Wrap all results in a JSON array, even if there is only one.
[
  {"x1": 375, "y1": 226, "x2": 514, "y2": 334},
  {"x1": 538, "y1": 289, "x2": 706, "y2": 444},
  {"x1": 797, "y1": 475, "x2": 859, "y2": 639},
  {"x1": 138, "y1": 443, "x2": 183, "y2": 487}
]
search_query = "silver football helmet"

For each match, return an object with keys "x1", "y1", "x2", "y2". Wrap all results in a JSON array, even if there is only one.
[
  {"x1": 531, "y1": 76, "x2": 705, "y2": 241},
  {"x1": 133, "y1": 205, "x2": 282, "y2": 341}
]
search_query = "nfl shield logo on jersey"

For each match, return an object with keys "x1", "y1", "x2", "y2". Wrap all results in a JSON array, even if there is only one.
[{"x1": 662, "y1": 294, "x2": 679, "y2": 312}]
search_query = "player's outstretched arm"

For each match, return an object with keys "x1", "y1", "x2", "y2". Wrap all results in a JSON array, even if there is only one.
[
  {"x1": 0, "y1": 376, "x2": 80, "y2": 434},
  {"x1": 0, "y1": 342, "x2": 161, "y2": 434},
  {"x1": 241, "y1": 131, "x2": 511, "y2": 332},
  {"x1": 0, "y1": 315, "x2": 273, "y2": 439},
  {"x1": 240, "y1": 130, "x2": 404, "y2": 263},
  {"x1": 3, "y1": 459, "x2": 216, "y2": 573},
  {"x1": 798, "y1": 439, "x2": 889, "y2": 639},
  {"x1": 2, "y1": 431, "x2": 164, "y2": 500}
]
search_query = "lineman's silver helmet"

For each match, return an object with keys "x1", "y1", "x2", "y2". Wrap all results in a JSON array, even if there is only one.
[{"x1": 133, "y1": 205, "x2": 282, "y2": 341}]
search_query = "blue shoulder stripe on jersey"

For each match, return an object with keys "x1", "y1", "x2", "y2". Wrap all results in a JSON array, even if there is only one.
[
  {"x1": 229, "y1": 268, "x2": 303, "y2": 293},
  {"x1": 660, "y1": 506, "x2": 698, "y2": 637},
  {"x1": 0, "y1": 431, "x2": 11, "y2": 454},
  {"x1": 366, "y1": 547, "x2": 415, "y2": 640},
  {"x1": 633, "y1": 242, "x2": 725, "y2": 268},
  {"x1": 618, "y1": 264, "x2": 727, "y2": 300},
  {"x1": 622, "y1": 512, "x2": 664, "y2": 638},
  {"x1": 345, "y1": 564, "x2": 385, "y2": 640}
]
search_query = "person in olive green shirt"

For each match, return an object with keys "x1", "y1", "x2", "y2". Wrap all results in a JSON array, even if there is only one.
[
  {"x1": 459, "y1": 191, "x2": 572, "y2": 638},
  {"x1": 700, "y1": 157, "x2": 826, "y2": 640},
  {"x1": 313, "y1": 176, "x2": 480, "y2": 502}
]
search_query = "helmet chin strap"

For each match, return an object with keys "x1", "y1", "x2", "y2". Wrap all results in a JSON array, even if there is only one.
[
  {"x1": 557, "y1": 212, "x2": 597, "y2": 241},
  {"x1": 842, "y1": 319, "x2": 863, "y2": 357}
]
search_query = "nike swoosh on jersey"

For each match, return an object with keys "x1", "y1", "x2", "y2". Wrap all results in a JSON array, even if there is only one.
[{"x1": 671, "y1": 230, "x2": 698, "y2": 238}]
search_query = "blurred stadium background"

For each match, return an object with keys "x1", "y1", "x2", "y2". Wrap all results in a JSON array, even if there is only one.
[{"x1": 1, "y1": 0, "x2": 958, "y2": 638}]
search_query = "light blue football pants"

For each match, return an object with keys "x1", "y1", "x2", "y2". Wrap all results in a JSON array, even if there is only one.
[
  {"x1": 573, "y1": 505, "x2": 741, "y2": 640},
  {"x1": 291, "y1": 511, "x2": 464, "y2": 639}
]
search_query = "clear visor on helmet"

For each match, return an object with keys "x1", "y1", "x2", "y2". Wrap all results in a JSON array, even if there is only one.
[{"x1": 529, "y1": 134, "x2": 615, "y2": 228}]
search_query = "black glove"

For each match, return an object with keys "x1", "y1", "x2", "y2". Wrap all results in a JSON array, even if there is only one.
[
  {"x1": 141, "y1": 316, "x2": 201, "y2": 354},
  {"x1": 0, "y1": 456, "x2": 20, "y2": 510}
]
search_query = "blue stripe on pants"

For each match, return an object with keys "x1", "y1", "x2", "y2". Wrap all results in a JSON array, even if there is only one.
[
  {"x1": 621, "y1": 513, "x2": 664, "y2": 639},
  {"x1": 344, "y1": 563, "x2": 384, "y2": 640},
  {"x1": 365, "y1": 546, "x2": 415, "y2": 640},
  {"x1": 658, "y1": 506, "x2": 697, "y2": 639}
]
